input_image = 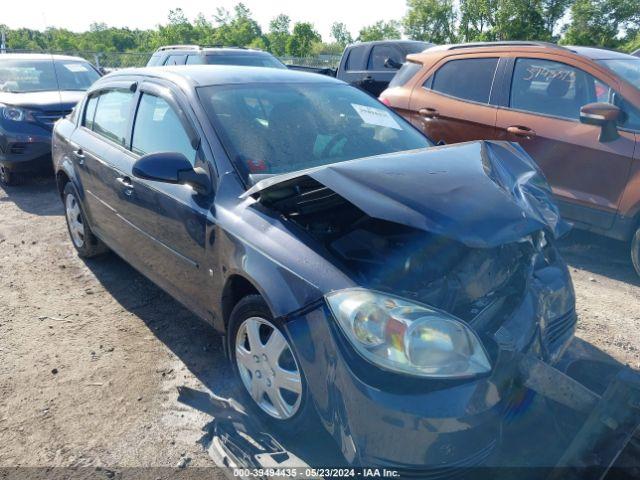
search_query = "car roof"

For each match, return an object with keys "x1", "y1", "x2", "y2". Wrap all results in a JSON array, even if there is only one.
[
  {"x1": 101, "y1": 65, "x2": 344, "y2": 88},
  {"x1": 0, "y1": 52, "x2": 90, "y2": 62},
  {"x1": 411, "y1": 42, "x2": 636, "y2": 62},
  {"x1": 566, "y1": 46, "x2": 637, "y2": 60}
]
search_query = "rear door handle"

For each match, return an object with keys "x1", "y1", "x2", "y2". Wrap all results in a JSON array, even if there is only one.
[
  {"x1": 363, "y1": 75, "x2": 374, "y2": 83},
  {"x1": 116, "y1": 176, "x2": 134, "y2": 195},
  {"x1": 418, "y1": 107, "x2": 439, "y2": 119},
  {"x1": 72, "y1": 148, "x2": 85, "y2": 164},
  {"x1": 507, "y1": 125, "x2": 536, "y2": 139}
]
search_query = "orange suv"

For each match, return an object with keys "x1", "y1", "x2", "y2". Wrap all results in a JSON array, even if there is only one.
[{"x1": 380, "y1": 41, "x2": 640, "y2": 276}]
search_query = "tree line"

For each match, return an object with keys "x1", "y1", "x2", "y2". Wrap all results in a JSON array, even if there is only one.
[{"x1": 2, "y1": 0, "x2": 640, "y2": 64}]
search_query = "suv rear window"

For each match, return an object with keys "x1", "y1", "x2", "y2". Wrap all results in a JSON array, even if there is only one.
[
  {"x1": 430, "y1": 58, "x2": 498, "y2": 104},
  {"x1": 389, "y1": 62, "x2": 422, "y2": 88}
]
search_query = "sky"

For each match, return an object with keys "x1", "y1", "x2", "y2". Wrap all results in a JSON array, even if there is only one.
[{"x1": 2, "y1": 0, "x2": 409, "y2": 41}]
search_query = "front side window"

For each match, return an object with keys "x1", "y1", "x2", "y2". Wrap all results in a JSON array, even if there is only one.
[
  {"x1": 90, "y1": 90, "x2": 135, "y2": 146},
  {"x1": 430, "y1": 58, "x2": 498, "y2": 104},
  {"x1": 368, "y1": 45, "x2": 402, "y2": 70},
  {"x1": 0, "y1": 59, "x2": 99, "y2": 93},
  {"x1": 510, "y1": 58, "x2": 607, "y2": 121},
  {"x1": 198, "y1": 83, "x2": 431, "y2": 181},
  {"x1": 131, "y1": 94, "x2": 196, "y2": 164}
]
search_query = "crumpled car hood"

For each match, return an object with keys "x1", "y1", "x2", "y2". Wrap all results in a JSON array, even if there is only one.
[{"x1": 243, "y1": 140, "x2": 569, "y2": 248}]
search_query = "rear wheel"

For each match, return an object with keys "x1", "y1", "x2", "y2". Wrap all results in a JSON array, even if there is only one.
[
  {"x1": 228, "y1": 295, "x2": 316, "y2": 433},
  {"x1": 63, "y1": 182, "x2": 108, "y2": 258},
  {"x1": 631, "y1": 225, "x2": 640, "y2": 278}
]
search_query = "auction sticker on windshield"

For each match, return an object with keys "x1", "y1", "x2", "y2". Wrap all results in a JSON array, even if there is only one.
[{"x1": 351, "y1": 103, "x2": 402, "y2": 130}]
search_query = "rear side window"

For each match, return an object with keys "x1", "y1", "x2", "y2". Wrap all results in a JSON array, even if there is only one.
[
  {"x1": 164, "y1": 55, "x2": 186, "y2": 66},
  {"x1": 430, "y1": 58, "x2": 499, "y2": 104},
  {"x1": 367, "y1": 45, "x2": 403, "y2": 70},
  {"x1": 186, "y1": 55, "x2": 205, "y2": 65},
  {"x1": 132, "y1": 94, "x2": 196, "y2": 164},
  {"x1": 389, "y1": 62, "x2": 422, "y2": 88},
  {"x1": 83, "y1": 95, "x2": 99, "y2": 130},
  {"x1": 510, "y1": 58, "x2": 605, "y2": 121},
  {"x1": 344, "y1": 46, "x2": 367, "y2": 71},
  {"x1": 91, "y1": 90, "x2": 135, "y2": 146}
]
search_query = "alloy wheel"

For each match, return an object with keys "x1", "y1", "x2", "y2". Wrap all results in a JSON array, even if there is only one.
[
  {"x1": 235, "y1": 317, "x2": 303, "y2": 420},
  {"x1": 65, "y1": 193, "x2": 85, "y2": 248}
]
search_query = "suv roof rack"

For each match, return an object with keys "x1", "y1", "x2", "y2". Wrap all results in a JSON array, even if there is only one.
[
  {"x1": 155, "y1": 45, "x2": 202, "y2": 52},
  {"x1": 154, "y1": 45, "x2": 251, "y2": 53},
  {"x1": 446, "y1": 41, "x2": 567, "y2": 51}
]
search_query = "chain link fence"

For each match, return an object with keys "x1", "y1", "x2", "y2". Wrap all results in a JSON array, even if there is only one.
[{"x1": 3, "y1": 49, "x2": 340, "y2": 71}]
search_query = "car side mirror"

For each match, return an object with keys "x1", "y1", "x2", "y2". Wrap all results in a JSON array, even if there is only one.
[
  {"x1": 132, "y1": 152, "x2": 211, "y2": 195},
  {"x1": 384, "y1": 57, "x2": 402, "y2": 70},
  {"x1": 580, "y1": 102, "x2": 621, "y2": 143}
]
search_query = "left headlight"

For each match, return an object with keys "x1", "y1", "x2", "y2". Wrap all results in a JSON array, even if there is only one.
[
  {"x1": 326, "y1": 288, "x2": 491, "y2": 379},
  {"x1": 2, "y1": 105, "x2": 28, "y2": 122}
]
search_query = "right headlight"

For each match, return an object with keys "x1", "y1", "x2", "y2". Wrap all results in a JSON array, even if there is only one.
[
  {"x1": 1, "y1": 105, "x2": 28, "y2": 122},
  {"x1": 326, "y1": 288, "x2": 491, "y2": 379}
]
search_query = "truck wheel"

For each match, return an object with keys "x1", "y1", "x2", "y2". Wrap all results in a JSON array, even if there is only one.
[
  {"x1": 63, "y1": 182, "x2": 108, "y2": 258},
  {"x1": 228, "y1": 294, "x2": 317, "y2": 434},
  {"x1": 632, "y1": 225, "x2": 640, "y2": 278}
]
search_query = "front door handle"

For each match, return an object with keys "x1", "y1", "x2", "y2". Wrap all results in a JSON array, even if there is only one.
[
  {"x1": 418, "y1": 107, "x2": 439, "y2": 119},
  {"x1": 507, "y1": 125, "x2": 536, "y2": 139},
  {"x1": 363, "y1": 75, "x2": 374, "y2": 83},
  {"x1": 116, "y1": 176, "x2": 134, "y2": 195}
]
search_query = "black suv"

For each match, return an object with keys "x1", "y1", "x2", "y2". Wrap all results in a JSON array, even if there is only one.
[{"x1": 146, "y1": 45, "x2": 286, "y2": 69}]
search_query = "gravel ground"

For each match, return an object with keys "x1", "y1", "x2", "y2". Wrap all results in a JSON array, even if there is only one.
[{"x1": 0, "y1": 176, "x2": 639, "y2": 470}]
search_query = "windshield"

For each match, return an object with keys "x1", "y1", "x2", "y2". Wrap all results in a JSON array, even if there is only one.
[
  {"x1": 205, "y1": 54, "x2": 286, "y2": 69},
  {"x1": 199, "y1": 82, "x2": 431, "y2": 181},
  {"x1": 0, "y1": 58, "x2": 100, "y2": 93},
  {"x1": 597, "y1": 58, "x2": 640, "y2": 88}
]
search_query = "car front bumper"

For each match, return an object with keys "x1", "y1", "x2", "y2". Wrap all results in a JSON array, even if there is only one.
[
  {"x1": 0, "y1": 122, "x2": 53, "y2": 172},
  {"x1": 284, "y1": 263, "x2": 576, "y2": 471}
]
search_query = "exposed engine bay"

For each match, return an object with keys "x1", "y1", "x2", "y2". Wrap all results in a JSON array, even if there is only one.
[{"x1": 260, "y1": 176, "x2": 553, "y2": 327}]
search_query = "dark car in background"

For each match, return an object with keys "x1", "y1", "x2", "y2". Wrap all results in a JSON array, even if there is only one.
[
  {"x1": 290, "y1": 40, "x2": 433, "y2": 97},
  {"x1": 146, "y1": 45, "x2": 287, "y2": 69},
  {"x1": 0, "y1": 53, "x2": 101, "y2": 186},
  {"x1": 381, "y1": 41, "x2": 640, "y2": 277},
  {"x1": 52, "y1": 65, "x2": 576, "y2": 471}
]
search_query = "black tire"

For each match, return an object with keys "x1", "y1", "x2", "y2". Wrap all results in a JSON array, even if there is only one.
[
  {"x1": 227, "y1": 294, "x2": 317, "y2": 434},
  {"x1": 62, "y1": 182, "x2": 109, "y2": 258},
  {"x1": 0, "y1": 164, "x2": 19, "y2": 186},
  {"x1": 632, "y1": 224, "x2": 640, "y2": 278}
]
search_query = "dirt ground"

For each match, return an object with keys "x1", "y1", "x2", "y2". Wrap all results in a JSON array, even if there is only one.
[{"x1": 1, "y1": 176, "x2": 639, "y2": 470}]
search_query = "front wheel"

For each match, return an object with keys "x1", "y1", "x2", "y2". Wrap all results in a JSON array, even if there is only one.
[
  {"x1": 63, "y1": 182, "x2": 108, "y2": 258},
  {"x1": 228, "y1": 295, "x2": 316, "y2": 433},
  {"x1": 631, "y1": 225, "x2": 640, "y2": 278},
  {"x1": 0, "y1": 164, "x2": 18, "y2": 186}
]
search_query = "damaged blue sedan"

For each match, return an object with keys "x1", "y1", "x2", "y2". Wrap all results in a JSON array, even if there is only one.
[{"x1": 52, "y1": 66, "x2": 576, "y2": 471}]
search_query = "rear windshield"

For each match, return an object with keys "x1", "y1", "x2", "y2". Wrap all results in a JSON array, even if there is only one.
[
  {"x1": 389, "y1": 61, "x2": 422, "y2": 88},
  {"x1": 204, "y1": 54, "x2": 286, "y2": 69},
  {"x1": 597, "y1": 58, "x2": 640, "y2": 88},
  {"x1": 0, "y1": 58, "x2": 99, "y2": 93},
  {"x1": 402, "y1": 42, "x2": 432, "y2": 54},
  {"x1": 198, "y1": 82, "x2": 431, "y2": 181}
]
